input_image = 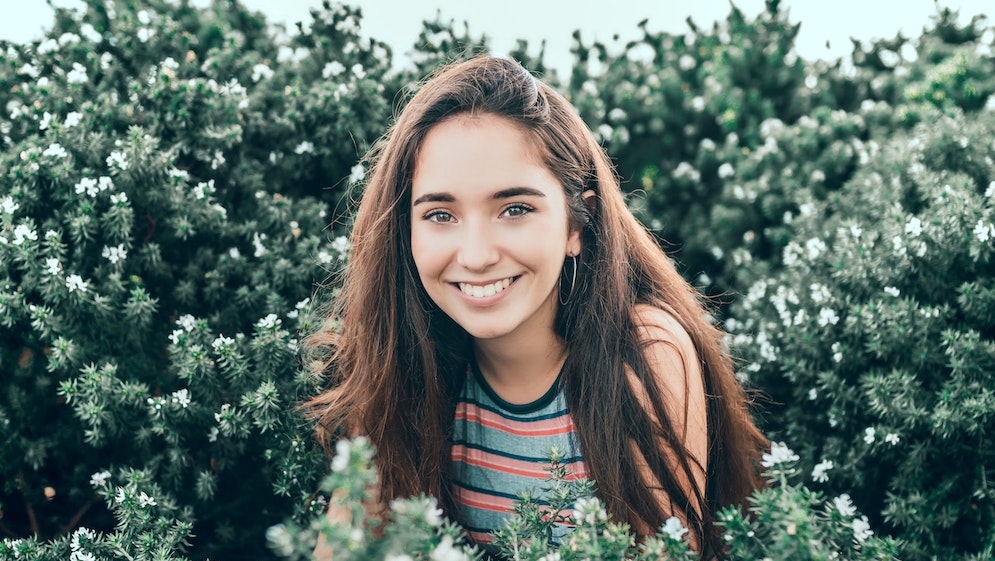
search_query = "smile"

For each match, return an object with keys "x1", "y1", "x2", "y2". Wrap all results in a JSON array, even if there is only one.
[{"x1": 457, "y1": 277, "x2": 515, "y2": 298}]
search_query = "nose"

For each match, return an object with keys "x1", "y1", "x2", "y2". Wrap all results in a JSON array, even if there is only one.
[{"x1": 456, "y1": 220, "x2": 499, "y2": 272}]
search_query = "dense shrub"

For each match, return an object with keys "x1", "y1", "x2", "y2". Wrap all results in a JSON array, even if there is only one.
[
  {"x1": 0, "y1": 0, "x2": 383, "y2": 557},
  {"x1": 0, "y1": 0, "x2": 992, "y2": 559},
  {"x1": 729, "y1": 111, "x2": 995, "y2": 560}
]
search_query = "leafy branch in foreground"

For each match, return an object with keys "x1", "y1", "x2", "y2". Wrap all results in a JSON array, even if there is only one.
[{"x1": 266, "y1": 438, "x2": 900, "y2": 561}]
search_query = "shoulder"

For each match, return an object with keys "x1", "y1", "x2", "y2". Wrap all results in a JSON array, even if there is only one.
[
  {"x1": 631, "y1": 304, "x2": 699, "y2": 369},
  {"x1": 627, "y1": 304, "x2": 705, "y2": 423}
]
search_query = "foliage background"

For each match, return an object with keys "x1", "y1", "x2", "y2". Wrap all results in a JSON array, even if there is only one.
[{"x1": 0, "y1": 0, "x2": 992, "y2": 559}]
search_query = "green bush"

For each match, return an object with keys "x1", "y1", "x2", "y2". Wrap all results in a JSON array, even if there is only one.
[
  {"x1": 729, "y1": 111, "x2": 995, "y2": 560},
  {"x1": 1, "y1": 0, "x2": 993, "y2": 559}
]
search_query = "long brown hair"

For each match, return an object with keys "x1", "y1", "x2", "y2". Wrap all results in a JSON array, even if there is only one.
[{"x1": 302, "y1": 56, "x2": 767, "y2": 558}]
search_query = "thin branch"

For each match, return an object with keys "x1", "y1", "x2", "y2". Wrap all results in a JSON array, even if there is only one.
[{"x1": 58, "y1": 499, "x2": 94, "y2": 536}]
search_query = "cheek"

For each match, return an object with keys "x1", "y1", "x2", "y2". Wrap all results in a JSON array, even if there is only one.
[{"x1": 409, "y1": 228, "x2": 440, "y2": 279}]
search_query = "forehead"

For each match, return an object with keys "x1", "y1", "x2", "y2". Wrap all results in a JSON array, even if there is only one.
[{"x1": 412, "y1": 114, "x2": 554, "y2": 193}]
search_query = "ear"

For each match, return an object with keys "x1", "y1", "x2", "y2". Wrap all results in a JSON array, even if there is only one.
[
  {"x1": 582, "y1": 189, "x2": 597, "y2": 215},
  {"x1": 567, "y1": 189, "x2": 597, "y2": 257}
]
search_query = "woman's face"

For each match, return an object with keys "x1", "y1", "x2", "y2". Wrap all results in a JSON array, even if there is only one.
[{"x1": 410, "y1": 113, "x2": 581, "y2": 343}]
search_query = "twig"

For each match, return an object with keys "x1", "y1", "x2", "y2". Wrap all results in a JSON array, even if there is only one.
[
  {"x1": 17, "y1": 472, "x2": 41, "y2": 537},
  {"x1": 0, "y1": 521, "x2": 18, "y2": 538},
  {"x1": 59, "y1": 499, "x2": 94, "y2": 536}
]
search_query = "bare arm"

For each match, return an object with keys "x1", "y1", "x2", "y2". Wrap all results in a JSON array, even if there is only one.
[{"x1": 627, "y1": 304, "x2": 709, "y2": 541}]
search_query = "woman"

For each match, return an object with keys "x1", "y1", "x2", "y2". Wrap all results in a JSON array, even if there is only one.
[{"x1": 303, "y1": 55, "x2": 767, "y2": 558}]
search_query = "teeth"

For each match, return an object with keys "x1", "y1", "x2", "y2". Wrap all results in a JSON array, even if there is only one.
[{"x1": 459, "y1": 278, "x2": 512, "y2": 298}]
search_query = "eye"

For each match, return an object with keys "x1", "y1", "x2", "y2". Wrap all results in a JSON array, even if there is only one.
[
  {"x1": 500, "y1": 204, "x2": 534, "y2": 218},
  {"x1": 424, "y1": 210, "x2": 455, "y2": 223}
]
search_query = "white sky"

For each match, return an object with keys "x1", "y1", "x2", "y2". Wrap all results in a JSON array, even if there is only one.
[{"x1": 1, "y1": 0, "x2": 992, "y2": 75}]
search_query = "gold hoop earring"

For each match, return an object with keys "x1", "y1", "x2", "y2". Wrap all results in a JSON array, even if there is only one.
[{"x1": 559, "y1": 254, "x2": 577, "y2": 305}]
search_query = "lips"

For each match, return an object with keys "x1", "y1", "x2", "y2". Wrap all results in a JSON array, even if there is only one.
[{"x1": 457, "y1": 277, "x2": 515, "y2": 298}]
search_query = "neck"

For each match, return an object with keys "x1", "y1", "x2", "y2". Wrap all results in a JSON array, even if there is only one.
[{"x1": 473, "y1": 327, "x2": 567, "y2": 404}]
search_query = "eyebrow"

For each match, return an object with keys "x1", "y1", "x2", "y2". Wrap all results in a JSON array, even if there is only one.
[{"x1": 412, "y1": 186, "x2": 547, "y2": 206}]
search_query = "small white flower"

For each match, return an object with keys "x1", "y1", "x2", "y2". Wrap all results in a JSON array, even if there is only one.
[
  {"x1": 294, "y1": 141, "x2": 315, "y2": 155},
  {"x1": 331, "y1": 235, "x2": 351, "y2": 257},
  {"x1": 37, "y1": 37, "x2": 59, "y2": 54},
  {"x1": 317, "y1": 250, "x2": 333, "y2": 263},
  {"x1": 864, "y1": 427, "x2": 876, "y2": 444},
  {"x1": 1, "y1": 196, "x2": 18, "y2": 214},
  {"x1": 66, "y1": 274, "x2": 88, "y2": 293},
  {"x1": 210, "y1": 150, "x2": 225, "y2": 169},
  {"x1": 251, "y1": 63, "x2": 274, "y2": 82},
  {"x1": 812, "y1": 459, "x2": 834, "y2": 483},
  {"x1": 193, "y1": 180, "x2": 214, "y2": 200},
  {"x1": 678, "y1": 54, "x2": 696, "y2": 71},
  {"x1": 661, "y1": 516, "x2": 689, "y2": 541},
  {"x1": 67, "y1": 62, "x2": 88, "y2": 84},
  {"x1": 214, "y1": 403, "x2": 231, "y2": 423},
  {"x1": 39, "y1": 111, "x2": 52, "y2": 130},
  {"x1": 322, "y1": 61, "x2": 345, "y2": 78},
  {"x1": 43, "y1": 143, "x2": 68, "y2": 159},
  {"x1": 257, "y1": 313, "x2": 281, "y2": 330},
  {"x1": 137, "y1": 27, "x2": 154, "y2": 43},
  {"x1": 46, "y1": 258, "x2": 61, "y2": 275},
  {"x1": 832, "y1": 341, "x2": 843, "y2": 363},
  {"x1": 905, "y1": 216, "x2": 922, "y2": 237},
  {"x1": 252, "y1": 232, "x2": 267, "y2": 257},
  {"x1": 89, "y1": 471, "x2": 111, "y2": 487},
  {"x1": 849, "y1": 224, "x2": 863, "y2": 238},
  {"x1": 852, "y1": 515, "x2": 873, "y2": 543},
  {"x1": 973, "y1": 220, "x2": 992, "y2": 243},
  {"x1": 138, "y1": 491, "x2": 156, "y2": 507},
  {"x1": 805, "y1": 237, "x2": 826, "y2": 260},
  {"x1": 12, "y1": 224, "x2": 37, "y2": 245},
  {"x1": 817, "y1": 307, "x2": 840, "y2": 327},
  {"x1": 351, "y1": 63, "x2": 365, "y2": 79},
  {"x1": 168, "y1": 329, "x2": 183, "y2": 345},
  {"x1": 114, "y1": 487, "x2": 126, "y2": 503},
  {"x1": 18, "y1": 62, "x2": 39, "y2": 77},
  {"x1": 101, "y1": 244, "x2": 127, "y2": 264},
  {"x1": 885, "y1": 433, "x2": 900, "y2": 445},
  {"x1": 573, "y1": 496, "x2": 608, "y2": 525},
  {"x1": 110, "y1": 192, "x2": 128, "y2": 205},
  {"x1": 70, "y1": 526, "x2": 95, "y2": 551},
  {"x1": 229, "y1": 247, "x2": 241, "y2": 259},
  {"x1": 808, "y1": 388, "x2": 818, "y2": 400},
  {"x1": 884, "y1": 286, "x2": 900, "y2": 297},
  {"x1": 207, "y1": 427, "x2": 219, "y2": 442},
  {"x1": 212, "y1": 334, "x2": 234, "y2": 350},
  {"x1": 75, "y1": 177, "x2": 98, "y2": 197},
  {"x1": 717, "y1": 162, "x2": 735, "y2": 178},
  {"x1": 177, "y1": 314, "x2": 197, "y2": 332},
  {"x1": 331, "y1": 439, "x2": 352, "y2": 473},
  {"x1": 66, "y1": 111, "x2": 83, "y2": 128},
  {"x1": 834, "y1": 493, "x2": 857, "y2": 517},
  {"x1": 430, "y1": 535, "x2": 468, "y2": 561},
  {"x1": 171, "y1": 388, "x2": 191, "y2": 408},
  {"x1": 349, "y1": 163, "x2": 365, "y2": 184},
  {"x1": 761, "y1": 441, "x2": 799, "y2": 468},
  {"x1": 106, "y1": 150, "x2": 129, "y2": 170}
]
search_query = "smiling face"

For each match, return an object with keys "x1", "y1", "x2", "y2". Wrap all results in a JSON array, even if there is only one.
[{"x1": 410, "y1": 113, "x2": 581, "y2": 344}]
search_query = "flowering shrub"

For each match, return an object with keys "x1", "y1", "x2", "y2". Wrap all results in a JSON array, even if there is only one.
[
  {"x1": 268, "y1": 438, "x2": 900, "y2": 561},
  {"x1": 0, "y1": 0, "x2": 378, "y2": 557},
  {"x1": 729, "y1": 111, "x2": 995, "y2": 560},
  {"x1": 1, "y1": 0, "x2": 992, "y2": 559}
]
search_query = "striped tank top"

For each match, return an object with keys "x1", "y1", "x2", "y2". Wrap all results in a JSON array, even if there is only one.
[{"x1": 451, "y1": 361, "x2": 589, "y2": 547}]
